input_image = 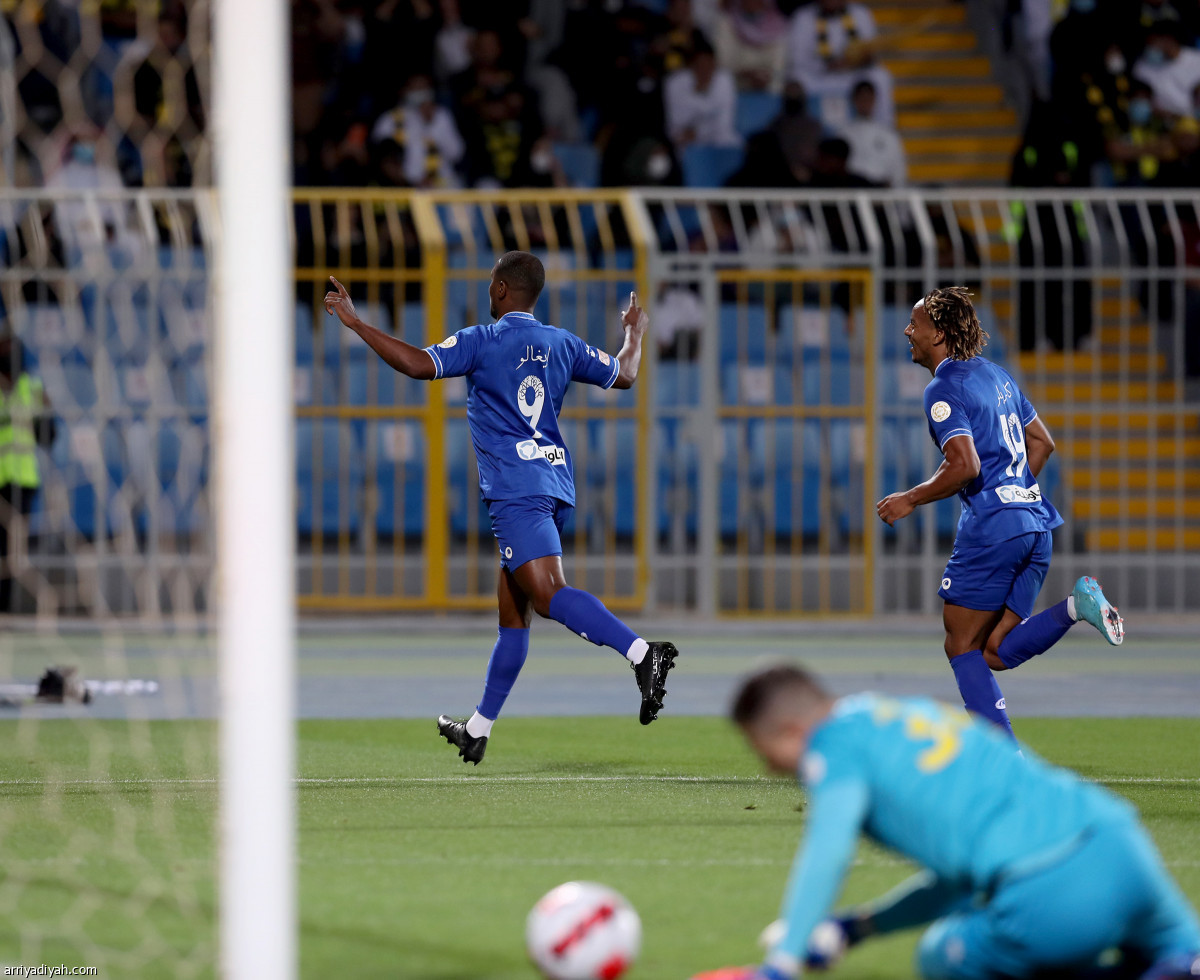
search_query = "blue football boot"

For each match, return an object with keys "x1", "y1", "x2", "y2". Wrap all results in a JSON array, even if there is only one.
[{"x1": 1073, "y1": 576, "x2": 1125, "y2": 646}]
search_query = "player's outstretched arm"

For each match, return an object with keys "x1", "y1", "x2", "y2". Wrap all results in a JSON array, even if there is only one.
[
  {"x1": 1023, "y1": 416, "x2": 1055, "y2": 477},
  {"x1": 611, "y1": 290, "x2": 649, "y2": 390},
  {"x1": 876, "y1": 434, "x2": 980, "y2": 526},
  {"x1": 323, "y1": 276, "x2": 435, "y2": 381}
]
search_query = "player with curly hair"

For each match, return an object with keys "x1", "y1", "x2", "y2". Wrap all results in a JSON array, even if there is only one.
[{"x1": 875, "y1": 287, "x2": 1124, "y2": 738}]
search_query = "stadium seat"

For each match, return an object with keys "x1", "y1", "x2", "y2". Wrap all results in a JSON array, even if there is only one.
[
  {"x1": 735, "y1": 92, "x2": 782, "y2": 139},
  {"x1": 680, "y1": 145, "x2": 745, "y2": 188},
  {"x1": 718, "y1": 303, "x2": 769, "y2": 364},
  {"x1": 168, "y1": 354, "x2": 209, "y2": 415},
  {"x1": 103, "y1": 286, "x2": 154, "y2": 365},
  {"x1": 771, "y1": 419, "x2": 823, "y2": 538},
  {"x1": 322, "y1": 300, "x2": 390, "y2": 367},
  {"x1": 610, "y1": 419, "x2": 637, "y2": 537},
  {"x1": 156, "y1": 420, "x2": 209, "y2": 536},
  {"x1": 397, "y1": 303, "x2": 427, "y2": 347},
  {"x1": 776, "y1": 305, "x2": 851, "y2": 363},
  {"x1": 159, "y1": 281, "x2": 208, "y2": 361},
  {"x1": 373, "y1": 421, "x2": 425, "y2": 539},
  {"x1": 446, "y1": 419, "x2": 486, "y2": 536},
  {"x1": 294, "y1": 304, "x2": 316, "y2": 364},
  {"x1": 553, "y1": 143, "x2": 600, "y2": 188},
  {"x1": 295, "y1": 418, "x2": 363, "y2": 538},
  {"x1": 49, "y1": 349, "x2": 101, "y2": 410},
  {"x1": 880, "y1": 306, "x2": 909, "y2": 359}
]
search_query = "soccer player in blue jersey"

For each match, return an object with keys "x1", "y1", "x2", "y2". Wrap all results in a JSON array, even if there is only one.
[
  {"x1": 324, "y1": 252, "x2": 678, "y2": 765},
  {"x1": 700, "y1": 664, "x2": 1200, "y2": 980},
  {"x1": 876, "y1": 287, "x2": 1124, "y2": 739}
]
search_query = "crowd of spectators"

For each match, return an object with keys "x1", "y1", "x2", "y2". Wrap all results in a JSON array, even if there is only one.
[
  {"x1": 314, "y1": 0, "x2": 910, "y2": 190},
  {"x1": 289, "y1": 0, "x2": 906, "y2": 191},
  {"x1": 2, "y1": 0, "x2": 910, "y2": 192},
  {"x1": 1016, "y1": 0, "x2": 1200, "y2": 189}
]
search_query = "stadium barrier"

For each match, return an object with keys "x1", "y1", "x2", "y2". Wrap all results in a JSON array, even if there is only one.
[{"x1": 2, "y1": 188, "x2": 1197, "y2": 618}]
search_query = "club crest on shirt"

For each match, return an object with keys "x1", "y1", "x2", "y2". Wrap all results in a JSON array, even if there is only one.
[
  {"x1": 930, "y1": 400, "x2": 951, "y2": 423},
  {"x1": 438, "y1": 336, "x2": 457, "y2": 349}
]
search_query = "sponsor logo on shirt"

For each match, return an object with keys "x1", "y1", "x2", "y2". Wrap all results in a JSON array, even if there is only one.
[
  {"x1": 515, "y1": 439, "x2": 567, "y2": 465},
  {"x1": 995, "y1": 482, "x2": 1042, "y2": 504},
  {"x1": 598, "y1": 350, "x2": 611, "y2": 366},
  {"x1": 438, "y1": 335, "x2": 457, "y2": 348},
  {"x1": 930, "y1": 400, "x2": 951, "y2": 423}
]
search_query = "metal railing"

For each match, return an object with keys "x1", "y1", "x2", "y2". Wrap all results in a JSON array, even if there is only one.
[{"x1": 3, "y1": 187, "x2": 1196, "y2": 618}]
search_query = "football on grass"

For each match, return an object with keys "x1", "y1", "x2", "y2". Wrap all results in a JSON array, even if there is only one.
[{"x1": 526, "y1": 881, "x2": 642, "y2": 980}]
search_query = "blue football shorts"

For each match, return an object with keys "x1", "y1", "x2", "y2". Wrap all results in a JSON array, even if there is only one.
[
  {"x1": 937, "y1": 530, "x2": 1053, "y2": 619},
  {"x1": 916, "y1": 819, "x2": 1200, "y2": 980},
  {"x1": 486, "y1": 495, "x2": 574, "y2": 572}
]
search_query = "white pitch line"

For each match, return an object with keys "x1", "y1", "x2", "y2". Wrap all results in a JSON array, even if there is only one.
[{"x1": 0, "y1": 775, "x2": 1196, "y2": 787}]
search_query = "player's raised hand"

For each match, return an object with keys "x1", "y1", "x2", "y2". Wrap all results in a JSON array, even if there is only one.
[
  {"x1": 622, "y1": 290, "x2": 649, "y2": 336},
  {"x1": 324, "y1": 276, "x2": 359, "y2": 328},
  {"x1": 876, "y1": 491, "x2": 915, "y2": 527}
]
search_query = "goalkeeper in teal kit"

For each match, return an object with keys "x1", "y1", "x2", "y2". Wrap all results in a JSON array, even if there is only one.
[{"x1": 697, "y1": 665, "x2": 1200, "y2": 980}]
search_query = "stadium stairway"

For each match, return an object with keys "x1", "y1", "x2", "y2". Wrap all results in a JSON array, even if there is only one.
[
  {"x1": 868, "y1": 0, "x2": 1019, "y2": 185},
  {"x1": 993, "y1": 287, "x2": 1200, "y2": 552}
]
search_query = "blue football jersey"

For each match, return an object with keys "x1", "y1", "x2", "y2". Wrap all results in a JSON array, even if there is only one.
[
  {"x1": 772, "y1": 694, "x2": 1134, "y2": 960},
  {"x1": 924, "y1": 357, "x2": 1063, "y2": 547},
  {"x1": 424, "y1": 311, "x2": 620, "y2": 503}
]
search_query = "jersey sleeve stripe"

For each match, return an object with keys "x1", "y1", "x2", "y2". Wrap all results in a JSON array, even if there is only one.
[
  {"x1": 1022, "y1": 409, "x2": 1038, "y2": 426},
  {"x1": 938, "y1": 428, "x2": 973, "y2": 450},
  {"x1": 425, "y1": 345, "x2": 444, "y2": 378},
  {"x1": 604, "y1": 356, "x2": 620, "y2": 389}
]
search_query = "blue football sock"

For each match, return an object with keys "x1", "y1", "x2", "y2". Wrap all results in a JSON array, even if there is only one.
[
  {"x1": 996, "y1": 599, "x2": 1074, "y2": 669},
  {"x1": 547, "y1": 586, "x2": 640, "y2": 657},
  {"x1": 950, "y1": 649, "x2": 1016, "y2": 740},
  {"x1": 476, "y1": 626, "x2": 530, "y2": 721}
]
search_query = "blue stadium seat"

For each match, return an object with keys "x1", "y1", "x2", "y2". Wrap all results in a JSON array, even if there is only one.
[
  {"x1": 168, "y1": 354, "x2": 208, "y2": 414},
  {"x1": 58, "y1": 350, "x2": 100, "y2": 409},
  {"x1": 156, "y1": 420, "x2": 209, "y2": 536},
  {"x1": 373, "y1": 422, "x2": 425, "y2": 538},
  {"x1": 610, "y1": 419, "x2": 637, "y2": 537},
  {"x1": 321, "y1": 300, "x2": 391, "y2": 367},
  {"x1": 446, "y1": 419, "x2": 484, "y2": 536},
  {"x1": 156, "y1": 245, "x2": 207, "y2": 271},
  {"x1": 158, "y1": 281, "x2": 208, "y2": 361},
  {"x1": 397, "y1": 303, "x2": 427, "y2": 347},
  {"x1": 718, "y1": 303, "x2": 769, "y2": 363},
  {"x1": 880, "y1": 306, "x2": 908, "y2": 358},
  {"x1": 103, "y1": 288, "x2": 154, "y2": 365},
  {"x1": 553, "y1": 143, "x2": 601, "y2": 188},
  {"x1": 655, "y1": 416, "x2": 698, "y2": 537},
  {"x1": 295, "y1": 419, "x2": 363, "y2": 538},
  {"x1": 295, "y1": 304, "x2": 316, "y2": 364},
  {"x1": 771, "y1": 420, "x2": 823, "y2": 538},
  {"x1": 775, "y1": 305, "x2": 851, "y2": 364},
  {"x1": 736, "y1": 92, "x2": 782, "y2": 139},
  {"x1": 680, "y1": 145, "x2": 745, "y2": 188}
]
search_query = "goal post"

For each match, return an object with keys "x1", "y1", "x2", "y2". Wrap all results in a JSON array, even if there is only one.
[{"x1": 213, "y1": 0, "x2": 295, "y2": 975}]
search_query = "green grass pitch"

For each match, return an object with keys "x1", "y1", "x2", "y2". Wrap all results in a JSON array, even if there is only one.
[{"x1": 0, "y1": 717, "x2": 1197, "y2": 978}]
